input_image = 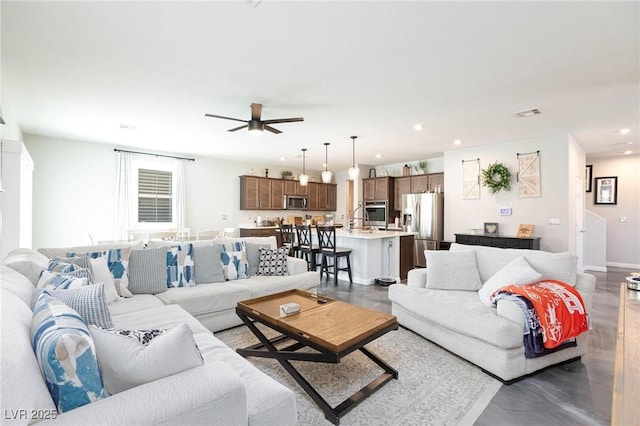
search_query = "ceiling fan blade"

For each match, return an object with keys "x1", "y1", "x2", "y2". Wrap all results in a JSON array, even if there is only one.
[
  {"x1": 261, "y1": 117, "x2": 304, "y2": 125},
  {"x1": 204, "y1": 113, "x2": 248, "y2": 124},
  {"x1": 228, "y1": 124, "x2": 248, "y2": 132},
  {"x1": 250, "y1": 103, "x2": 262, "y2": 121},
  {"x1": 264, "y1": 125, "x2": 282, "y2": 134}
]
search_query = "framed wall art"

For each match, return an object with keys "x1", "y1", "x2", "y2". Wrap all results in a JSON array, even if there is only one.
[
  {"x1": 484, "y1": 222, "x2": 499, "y2": 236},
  {"x1": 594, "y1": 176, "x2": 617, "y2": 205},
  {"x1": 517, "y1": 151, "x2": 541, "y2": 197},
  {"x1": 462, "y1": 158, "x2": 480, "y2": 200},
  {"x1": 585, "y1": 165, "x2": 593, "y2": 192}
]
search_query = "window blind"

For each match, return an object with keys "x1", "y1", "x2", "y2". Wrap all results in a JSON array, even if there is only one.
[{"x1": 138, "y1": 168, "x2": 173, "y2": 223}]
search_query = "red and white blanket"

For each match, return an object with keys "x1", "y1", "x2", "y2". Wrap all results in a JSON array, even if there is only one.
[{"x1": 495, "y1": 279, "x2": 589, "y2": 349}]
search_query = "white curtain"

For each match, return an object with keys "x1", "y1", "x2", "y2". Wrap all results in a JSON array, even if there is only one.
[
  {"x1": 115, "y1": 152, "x2": 132, "y2": 240},
  {"x1": 175, "y1": 159, "x2": 186, "y2": 229}
]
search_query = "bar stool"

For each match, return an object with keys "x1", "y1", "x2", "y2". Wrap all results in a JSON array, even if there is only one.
[
  {"x1": 296, "y1": 224, "x2": 321, "y2": 271},
  {"x1": 278, "y1": 224, "x2": 299, "y2": 257},
  {"x1": 316, "y1": 225, "x2": 352, "y2": 285}
]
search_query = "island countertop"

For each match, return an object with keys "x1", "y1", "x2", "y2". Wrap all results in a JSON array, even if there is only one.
[{"x1": 333, "y1": 229, "x2": 416, "y2": 239}]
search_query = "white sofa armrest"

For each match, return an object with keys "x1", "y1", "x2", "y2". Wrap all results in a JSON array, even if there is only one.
[
  {"x1": 287, "y1": 256, "x2": 309, "y2": 275},
  {"x1": 49, "y1": 362, "x2": 247, "y2": 426},
  {"x1": 407, "y1": 268, "x2": 427, "y2": 288}
]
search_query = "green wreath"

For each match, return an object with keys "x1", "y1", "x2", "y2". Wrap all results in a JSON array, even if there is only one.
[{"x1": 481, "y1": 162, "x2": 512, "y2": 194}]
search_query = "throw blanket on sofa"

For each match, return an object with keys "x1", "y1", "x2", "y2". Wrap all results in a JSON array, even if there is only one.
[{"x1": 492, "y1": 280, "x2": 590, "y2": 358}]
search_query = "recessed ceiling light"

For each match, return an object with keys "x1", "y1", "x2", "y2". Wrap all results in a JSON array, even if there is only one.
[
  {"x1": 619, "y1": 129, "x2": 631, "y2": 135},
  {"x1": 375, "y1": 153, "x2": 382, "y2": 159},
  {"x1": 119, "y1": 123, "x2": 138, "y2": 130},
  {"x1": 624, "y1": 150, "x2": 632, "y2": 155},
  {"x1": 513, "y1": 108, "x2": 542, "y2": 118},
  {"x1": 280, "y1": 157, "x2": 286, "y2": 161},
  {"x1": 626, "y1": 141, "x2": 633, "y2": 145},
  {"x1": 453, "y1": 139, "x2": 462, "y2": 145},
  {"x1": 413, "y1": 124, "x2": 423, "y2": 131}
]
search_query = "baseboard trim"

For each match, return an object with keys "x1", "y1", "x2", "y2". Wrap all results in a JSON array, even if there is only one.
[
  {"x1": 583, "y1": 265, "x2": 607, "y2": 272},
  {"x1": 606, "y1": 261, "x2": 640, "y2": 269}
]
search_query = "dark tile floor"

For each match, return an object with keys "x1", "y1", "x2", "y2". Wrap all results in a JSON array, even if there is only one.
[{"x1": 316, "y1": 267, "x2": 627, "y2": 425}]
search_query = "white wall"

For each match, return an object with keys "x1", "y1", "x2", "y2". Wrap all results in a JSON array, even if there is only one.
[
  {"x1": 24, "y1": 134, "x2": 329, "y2": 248},
  {"x1": 585, "y1": 155, "x2": 640, "y2": 268},
  {"x1": 443, "y1": 134, "x2": 576, "y2": 253}
]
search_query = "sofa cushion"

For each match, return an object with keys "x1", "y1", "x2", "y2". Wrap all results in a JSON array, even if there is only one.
[
  {"x1": 89, "y1": 323, "x2": 203, "y2": 394},
  {"x1": 111, "y1": 304, "x2": 212, "y2": 336},
  {"x1": 154, "y1": 282, "x2": 252, "y2": 317},
  {"x1": 1, "y1": 290, "x2": 57, "y2": 418},
  {"x1": 478, "y1": 256, "x2": 543, "y2": 306},
  {"x1": 449, "y1": 243, "x2": 577, "y2": 285},
  {"x1": 127, "y1": 248, "x2": 167, "y2": 295},
  {"x1": 256, "y1": 247, "x2": 289, "y2": 276},
  {"x1": 193, "y1": 244, "x2": 226, "y2": 284},
  {"x1": 32, "y1": 283, "x2": 114, "y2": 328},
  {"x1": 108, "y1": 294, "x2": 166, "y2": 317},
  {"x1": 424, "y1": 250, "x2": 482, "y2": 291},
  {"x1": 387, "y1": 285, "x2": 523, "y2": 349},
  {"x1": 31, "y1": 292, "x2": 109, "y2": 412},
  {"x1": 236, "y1": 272, "x2": 319, "y2": 298}
]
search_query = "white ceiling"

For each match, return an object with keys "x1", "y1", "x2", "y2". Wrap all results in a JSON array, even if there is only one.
[{"x1": 2, "y1": 1, "x2": 639, "y2": 172}]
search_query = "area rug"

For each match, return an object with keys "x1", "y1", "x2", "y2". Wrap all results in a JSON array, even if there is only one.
[{"x1": 215, "y1": 324, "x2": 502, "y2": 425}]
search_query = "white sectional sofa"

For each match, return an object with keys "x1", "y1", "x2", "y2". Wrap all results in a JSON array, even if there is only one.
[
  {"x1": 2, "y1": 236, "x2": 317, "y2": 425},
  {"x1": 388, "y1": 243, "x2": 596, "y2": 383}
]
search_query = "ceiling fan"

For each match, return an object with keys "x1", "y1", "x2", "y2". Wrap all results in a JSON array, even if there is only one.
[{"x1": 205, "y1": 103, "x2": 303, "y2": 134}]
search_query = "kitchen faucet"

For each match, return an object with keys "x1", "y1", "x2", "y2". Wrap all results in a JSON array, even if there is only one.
[{"x1": 347, "y1": 202, "x2": 365, "y2": 232}]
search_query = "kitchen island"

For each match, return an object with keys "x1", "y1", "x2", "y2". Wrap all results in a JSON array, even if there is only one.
[{"x1": 325, "y1": 229, "x2": 416, "y2": 285}]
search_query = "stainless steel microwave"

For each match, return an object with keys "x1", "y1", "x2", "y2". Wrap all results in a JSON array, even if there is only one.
[{"x1": 284, "y1": 195, "x2": 308, "y2": 210}]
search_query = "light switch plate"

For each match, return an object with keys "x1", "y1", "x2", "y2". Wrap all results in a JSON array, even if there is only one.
[
  {"x1": 548, "y1": 218, "x2": 560, "y2": 225},
  {"x1": 499, "y1": 207, "x2": 512, "y2": 216}
]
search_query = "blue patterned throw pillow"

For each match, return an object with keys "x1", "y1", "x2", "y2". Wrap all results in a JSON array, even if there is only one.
[
  {"x1": 31, "y1": 292, "x2": 109, "y2": 412},
  {"x1": 166, "y1": 243, "x2": 195, "y2": 288},
  {"x1": 47, "y1": 259, "x2": 80, "y2": 274},
  {"x1": 219, "y1": 241, "x2": 250, "y2": 280},
  {"x1": 37, "y1": 270, "x2": 88, "y2": 290}
]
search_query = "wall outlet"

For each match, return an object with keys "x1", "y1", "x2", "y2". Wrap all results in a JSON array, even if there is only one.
[
  {"x1": 222, "y1": 214, "x2": 228, "y2": 220},
  {"x1": 620, "y1": 216, "x2": 627, "y2": 223},
  {"x1": 548, "y1": 218, "x2": 560, "y2": 225},
  {"x1": 388, "y1": 240, "x2": 393, "y2": 248}
]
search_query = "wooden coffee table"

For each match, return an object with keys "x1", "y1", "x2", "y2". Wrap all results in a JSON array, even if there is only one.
[{"x1": 236, "y1": 289, "x2": 398, "y2": 425}]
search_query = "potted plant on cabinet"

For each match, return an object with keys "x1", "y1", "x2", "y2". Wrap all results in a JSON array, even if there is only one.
[
  {"x1": 413, "y1": 160, "x2": 428, "y2": 174},
  {"x1": 281, "y1": 170, "x2": 294, "y2": 179}
]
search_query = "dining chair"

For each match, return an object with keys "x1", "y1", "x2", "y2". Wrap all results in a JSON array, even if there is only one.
[
  {"x1": 316, "y1": 225, "x2": 352, "y2": 285},
  {"x1": 277, "y1": 224, "x2": 299, "y2": 257},
  {"x1": 221, "y1": 227, "x2": 235, "y2": 238},
  {"x1": 169, "y1": 227, "x2": 190, "y2": 241},
  {"x1": 296, "y1": 224, "x2": 320, "y2": 271},
  {"x1": 196, "y1": 229, "x2": 221, "y2": 240}
]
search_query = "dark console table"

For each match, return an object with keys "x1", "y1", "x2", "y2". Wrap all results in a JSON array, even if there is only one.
[{"x1": 455, "y1": 233, "x2": 540, "y2": 250}]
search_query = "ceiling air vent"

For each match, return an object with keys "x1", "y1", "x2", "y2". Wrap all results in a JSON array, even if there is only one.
[{"x1": 513, "y1": 108, "x2": 542, "y2": 118}]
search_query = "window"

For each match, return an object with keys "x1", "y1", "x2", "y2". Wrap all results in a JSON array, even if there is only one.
[
  {"x1": 138, "y1": 168, "x2": 172, "y2": 223},
  {"x1": 130, "y1": 158, "x2": 178, "y2": 229}
]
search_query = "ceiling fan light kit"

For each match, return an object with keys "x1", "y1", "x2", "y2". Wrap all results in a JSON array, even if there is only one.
[
  {"x1": 205, "y1": 102, "x2": 303, "y2": 135},
  {"x1": 348, "y1": 136, "x2": 360, "y2": 181},
  {"x1": 321, "y1": 142, "x2": 333, "y2": 184},
  {"x1": 299, "y1": 148, "x2": 309, "y2": 186}
]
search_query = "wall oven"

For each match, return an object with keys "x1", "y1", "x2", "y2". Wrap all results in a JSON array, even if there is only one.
[
  {"x1": 364, "y1": 201, "x2": 388, "y2": 229},
  {"x1": 284, "y1": 195, "x2": 308, "y2": 210}
]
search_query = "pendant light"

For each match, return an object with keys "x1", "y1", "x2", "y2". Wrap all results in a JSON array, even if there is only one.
[
  {"x1": 348, "y1": 136, "x2": 360, "y2": 180},
  {"x1": 321, "y1": 142, "x2": 332, "y2": 184},
  {"x1": 299, "y1": 148, "x2": 309, "y2": 186}
]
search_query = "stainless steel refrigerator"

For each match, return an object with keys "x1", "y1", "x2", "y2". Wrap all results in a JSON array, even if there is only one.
[{"x1": 401, "y1": 193, "x2": 444, "y2": 267}]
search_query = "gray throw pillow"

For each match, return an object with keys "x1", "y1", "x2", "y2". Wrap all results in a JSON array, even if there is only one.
[
  {"x1": 5, "y1": 260, "x2": 44, "y2": 286},
  {"x1": 193, "y1": 245, "x2": 225, "y2": 284},
  {"x1": 127, "y1": 248, "x2": 168, "y2": 294},
  {"x1": 425, "y1": 250, "x2": 483, "y2": 291},
  {"x1": 32, "y1": 283, "x2": 114, "y2": 328}
]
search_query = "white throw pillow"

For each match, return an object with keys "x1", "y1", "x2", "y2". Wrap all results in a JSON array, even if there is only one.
[
  {"x1": 425, "y1": 250, "x2": 482, "y2": 291},
  {"x1": 478, "y1": 256, "x2": 543, "y2": 306},
  {"x1": 89, "y1": 323, "x2": 204, "y2": 394},
  {"x1": 90, "y1": 257, "x2": 120, "y2": 304}
]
